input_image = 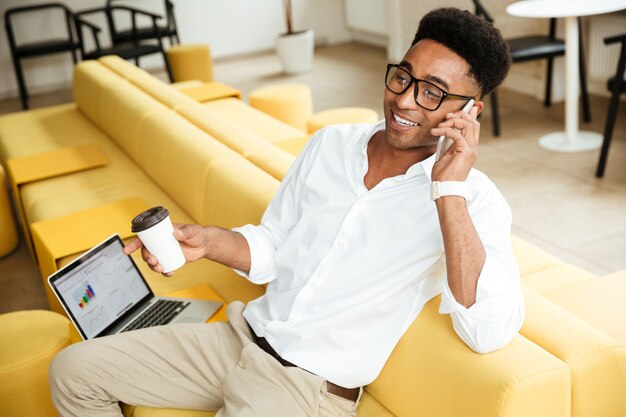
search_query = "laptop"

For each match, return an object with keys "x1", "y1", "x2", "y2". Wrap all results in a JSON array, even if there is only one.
[{"x1": 48, "y1": 234, "x2": 222, "y2": 340}]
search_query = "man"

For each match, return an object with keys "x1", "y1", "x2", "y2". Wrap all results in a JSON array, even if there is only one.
[{"x1": 50, "y1": 7, "x2": 523, "y2": 417}]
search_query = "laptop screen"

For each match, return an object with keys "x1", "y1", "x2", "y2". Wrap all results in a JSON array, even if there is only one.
[{"x1": 49, "y1": 235, "x2": 152, "y2": 339}]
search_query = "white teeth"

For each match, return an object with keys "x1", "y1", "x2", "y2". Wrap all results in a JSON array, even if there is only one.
[{"x1": 393, "y1": 113, "x2": 417, "y2": 127}]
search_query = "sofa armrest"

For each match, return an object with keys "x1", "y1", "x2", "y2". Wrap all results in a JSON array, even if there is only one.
[
  {"x1": 521, "y1": 288, "x2": 626, "y2": 417},
  {"x1": 367, "y1": 296, "x2": 570, "y2": 417}
]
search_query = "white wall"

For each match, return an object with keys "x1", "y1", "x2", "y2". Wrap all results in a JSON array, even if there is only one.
[{"x1": 0, "y1": 0, "x2": 354, "y2": 99}]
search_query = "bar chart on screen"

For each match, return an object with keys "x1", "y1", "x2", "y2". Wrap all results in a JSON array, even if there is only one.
[{"x1": 74, "y1": 284, "x2": 96, "y2": 309}]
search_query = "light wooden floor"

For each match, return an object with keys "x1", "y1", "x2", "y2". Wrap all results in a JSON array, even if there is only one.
[{"x1": 1, "y1": 42, "x2": 625, "y2": 314}]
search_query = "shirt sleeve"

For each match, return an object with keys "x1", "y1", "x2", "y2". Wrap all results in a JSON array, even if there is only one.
[
  {"x1": 231, "y1": 134, "x2": 322, "y2": 284},
  {"x1": 438, "y1": 181, "x2": 525, "y2": 354}
]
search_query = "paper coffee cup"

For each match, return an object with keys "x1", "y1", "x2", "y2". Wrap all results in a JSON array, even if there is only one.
[{"x1": 131, "y1": 206, "x2": 186, "y2": 273}]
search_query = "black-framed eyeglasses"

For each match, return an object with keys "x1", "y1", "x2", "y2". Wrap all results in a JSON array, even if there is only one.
[{"x1": 385, "y1": 64, "x2": 474, "y2": 111}]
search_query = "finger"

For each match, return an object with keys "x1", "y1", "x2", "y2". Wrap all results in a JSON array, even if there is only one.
[
  {"x1": 141, "y1": 247, "x2": 159, "y2": 267},
  {"x1": 173, "y1": 227, "x2": 186, "y2": 242},
  {"x1": 430, "y1": 127, "x2": 468, "y2": 150},
  {"x1": 123, "y1": 237, "x2": 144, "y2": 255},
  {"x1": 441, "y1": 112, "x2": 479, "y2": 128},
  {"x1": 434, "y1": 119, "x2": 478, "y2": 146}
]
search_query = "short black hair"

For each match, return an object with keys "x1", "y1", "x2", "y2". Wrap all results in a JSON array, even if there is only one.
[{"x1": 411, "y1": 7, "x2": 511, "y2": 97}]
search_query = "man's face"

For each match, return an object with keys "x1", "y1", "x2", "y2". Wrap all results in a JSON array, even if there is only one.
[{"x1": 383, "y1": 39, "x2": 481, "y2": 150}]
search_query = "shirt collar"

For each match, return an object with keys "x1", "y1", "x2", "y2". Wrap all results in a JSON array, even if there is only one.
[{"x1": 361, "y1": 120, "x2": 437, "y2": 182}]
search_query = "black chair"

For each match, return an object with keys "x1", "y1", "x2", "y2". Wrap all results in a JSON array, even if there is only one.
[
  {"x1": 4, "y1": 3, "x2": 80, "y2": 110},
  {"x1": 74, "y1": 5, "x2": 173, "y2": 81},
  {"x1": 472, "y1": 0, "x2": 591, "y2": 137},
  {"x1": 106, "y1": 0, "x2": 179, "y2": 46},
  {"x1": 596, "y1": 32, "x2": 626, "y2": 178}
]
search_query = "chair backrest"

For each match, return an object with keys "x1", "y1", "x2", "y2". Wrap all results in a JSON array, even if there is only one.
[
  {"x1": 105, "y1": 0, "x2": 177, "y2": 42},
  {"x1": 4, "y1": 3, "x2": 76, "y2": 53},
  {"x1": 74, "y1": 6, "x2": 163, "y2": 58},
  {"x1": 73, "y1": 8, "x2": 106, "y2": 59},
  {"x1": 471, "y1": 0, "x2": 494, "y2": 23},
  {"x1": 605, "y1": 33, "x2": 626, "y2": 92}
]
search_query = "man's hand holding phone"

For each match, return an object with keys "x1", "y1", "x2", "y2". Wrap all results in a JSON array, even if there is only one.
[{"x1": 431, "y1": 100, "x2": 481, "y2": 182}]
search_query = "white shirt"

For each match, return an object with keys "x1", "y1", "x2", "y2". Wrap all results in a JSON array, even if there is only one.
[{"x1": 234, "y1": 120, "x2": 524, "y2": 388}]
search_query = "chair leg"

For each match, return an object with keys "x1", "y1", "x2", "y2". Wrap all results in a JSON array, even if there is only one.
[
  {"x1": 544, "y1": 57, "x2": 553, "y2": 107},
  {"x1": 134, "y1": 57, "x2": 140, "y2": 66},
  {"x1": 490, "y1": 89, "x2": 501, "y2": 137},
  {"x1": 578, "y1": 30, "x2": 591, "y2": 123},
  {"x1": 162, "y1": 51, "x2": 174, "y2": 83},
  {"x1": 596, "y1": 90, "x2": 621, "y2": 177},
  {"x1": 11, "y1": 57, "x2": 29, "y2": 110}
]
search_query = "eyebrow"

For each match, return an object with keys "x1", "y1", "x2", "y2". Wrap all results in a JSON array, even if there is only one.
[
  {"x1": 425, "y1": 75, "x2": 450, "y2": 91},
  {"x1": 398, "y1": 61, "x2": 450, "y2": 91}
]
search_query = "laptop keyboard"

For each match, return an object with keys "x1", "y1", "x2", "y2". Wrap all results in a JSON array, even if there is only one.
[{"x1": 121, "y1": 299, "x2": 190, "y2": 332}]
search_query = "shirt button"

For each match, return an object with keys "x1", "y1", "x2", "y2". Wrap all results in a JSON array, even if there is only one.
[{"x1": 335, "y1": 240, "x2": 345, "y2": 250}]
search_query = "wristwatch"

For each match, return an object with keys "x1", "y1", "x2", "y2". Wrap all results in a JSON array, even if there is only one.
[{"x1": 430, "y1": 181, "x2": 472, "y2": 201}]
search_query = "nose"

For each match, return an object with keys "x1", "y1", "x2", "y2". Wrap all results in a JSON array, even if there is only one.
[{"x1": 395, "y1": 83, "x2": 419, "y2": 111}]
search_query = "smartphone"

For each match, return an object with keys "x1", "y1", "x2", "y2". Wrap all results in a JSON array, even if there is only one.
[{"x1": 434, "y1": 99, "x2": 475, "y2": 162}]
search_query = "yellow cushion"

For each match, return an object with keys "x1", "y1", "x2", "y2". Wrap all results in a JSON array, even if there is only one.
[
  {"x1": 0, "y1": 104, "x2": 108, "y2": 161},
  {"x1": 203, "y1": 98, "x2": 309, "y2": 156},
  {"x1": 0, "y1": 310, "x2": 71, "y2": 417},
  {"x1": 521, "y1": 264, "x2": 596, "y2": 295},
  {"x1": 73, "y1": 61, "x2": 125, "y2": 127},
  {"x1": 544, "y1": 270, "x2": 626, "y2": 346},
  {"x1": 97, "y1": 75, "x2": 170, "y2": 162},
  {"x1": 202, "y1": 156, "x2": 279, "y2": 229},
  {"x1": 99, "y1": 57, "x2": 301, "y2": 167},
  {"x1": 248, "y1": 84, "x2": 313, "y2": 131},
  {"x1": 368, "y1": 295, "x2": 570, "y2": 417},
  {"x1": 307, "y1": 107, "x2": 379, "y2": 134},
  {"x1": 17, "y1": 137, "x2": 169, "y2": 224},
  {"x1": 520, "y1": 289, "x2": 626, "y2": 417},
  {"x1": 166, "y1": 44, "x2": 214, "y2": 83},
  {"x1": 176, "y1": 103, "x2": 294, "y2": 180},
  {"x1": 0, "y1": 165, "x2": 18, "y2": 257},
  {"x1": 99, "y1": 55, "x2": 198, "y2": 110},
  {"x1": 138, "y1": 111, "x2": 233, "y2": 224},
  {"x1": 171, "y1": 80, "x2": 205, "y2": 91},
  {"x1": 511, "y1": 235, "x2": 563, "y2": 277}
]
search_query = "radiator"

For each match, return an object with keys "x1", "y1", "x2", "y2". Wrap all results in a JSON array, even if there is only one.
[{"x1": 588, "y1": 14, "x2": 626, "y2": 84}]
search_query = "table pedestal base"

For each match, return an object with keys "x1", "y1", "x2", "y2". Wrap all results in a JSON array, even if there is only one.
[{"x1": 538, "y1": 131, "x2": 602, "y2": 152}]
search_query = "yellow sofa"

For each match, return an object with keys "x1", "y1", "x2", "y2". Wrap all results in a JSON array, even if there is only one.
[{"x1": 1, "y1": 58, "x2": 624, "y2": 417}]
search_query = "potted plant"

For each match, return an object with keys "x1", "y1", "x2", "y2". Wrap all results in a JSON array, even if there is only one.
[{"x1": 276, "y1": 0, "x2": 315, "y2": 74}]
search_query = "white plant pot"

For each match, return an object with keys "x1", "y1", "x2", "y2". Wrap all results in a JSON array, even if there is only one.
[{"x1": 276, "y1": 29, "x2": 315, "y2": 74}]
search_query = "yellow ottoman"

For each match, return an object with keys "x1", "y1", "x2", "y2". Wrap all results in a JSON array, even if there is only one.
[
  {"x1": 307, "y1": 107, "x2": 379, "y2": 134},
  {"x1": 166, "y1": 44, "x2": 214, "y2": 83},
  {"x1": 0, "y1": 310, "x2": 71, "y2": 417},
  {"x1": 0, "y1": 165, "x2": 18, "y2": 257},
  {"x1": 249, "y1": 84, "x2": 314, "y2": 132}
]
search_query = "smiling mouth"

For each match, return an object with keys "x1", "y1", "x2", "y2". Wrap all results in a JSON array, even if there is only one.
[{"x1": 392, "y1": 112, "x2": 419, "y2": 128}]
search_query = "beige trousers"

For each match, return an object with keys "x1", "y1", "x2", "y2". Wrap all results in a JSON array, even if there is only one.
[{"x1": 49, "y1": 302, "x2": 362, "y2": 417}]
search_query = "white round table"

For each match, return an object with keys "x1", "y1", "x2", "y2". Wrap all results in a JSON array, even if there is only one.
[{"x1": 507, "y1": 0, "x2": 626, "y2": 152}]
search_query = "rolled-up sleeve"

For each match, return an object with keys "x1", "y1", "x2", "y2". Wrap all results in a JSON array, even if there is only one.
[
  {"x1": 231, "y1": 135, "x2": 321, "y2": 284},
  {"x1": 439, "y1": 183, "x2": 525, "y2": 354}
]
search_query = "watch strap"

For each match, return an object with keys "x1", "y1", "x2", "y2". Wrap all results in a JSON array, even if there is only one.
[{"x1": 431, "y1": 181, "x2": 472, "y2": 201}]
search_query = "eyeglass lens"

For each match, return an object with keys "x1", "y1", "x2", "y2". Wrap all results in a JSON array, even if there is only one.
[{"x1": 385, "y1": 66, "x2": 445, "y2": 111}]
